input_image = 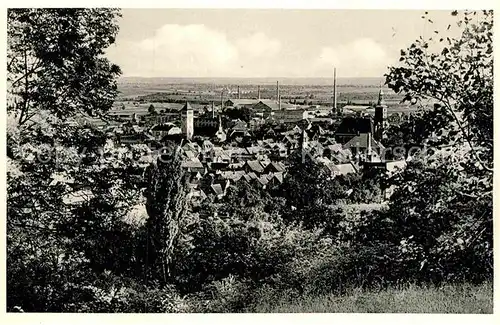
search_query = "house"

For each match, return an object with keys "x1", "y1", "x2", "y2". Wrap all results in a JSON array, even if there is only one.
[
  {"x1": 181, "y1": 159, "x2": 205, "y2": 174},
  {"x1": 201, "y1": 140, "x2": 215, "y2": 153},
  {"x1": 342, "y1": 105, "x2": 372, "y2": 114},
  {"x1": 335, "y1": 117, "x2": 374, "y2": 144},
  {"x1": 321, "y1": 160, "x2": 359, "y2": 177},
  {"x1": 242, "y1": 172, "x2": 258, "y2": 182},
  {"x1": 219, "y1": 170, "x2": 246, "y2": 182},
  {"x1": 224, "y1": 99, "x2": 258, "y2": 108},
  {"x1": 254, "y1": 100, "x2": 297, "y2": 113},
  {"x1": 210, "y1": 183, "x2": 225, "y2": 200},
  {"x1": 183, "y1": 142, "x2": 201, "y2": 152},
  {"x1": 150, "y1": 123, "x2": 182, "y2": 140},
  {"x1": 189, "y1": 189, "x2": 207, "y2": 204},
  {"x1": 253, "y1": 100, "x2": 280, "y2": 116},
  {"x1": 343, "y1": 133, "x2": 385, "y2": 162},
  {"x1": 269, "y1": 143, "x2": 288, "y2": 159},
  {"x1": 255, "y1": 174, "x2": 270, "y2": 188},
  {"x1": 264, "y1": 161, "x2": 286, "y2": 174},
  {"x1": 267, "y1": 172, "x2": 284, "y2": 188},
  {"x1": 271, "y1": 109, "x2": 308, "y2": 123},
  {"x1": 245, "y1": 160, "x2": 265, "y2": 174},
  {"x1": 119, "y1": 132, "x2": 156, "y2": 146}
]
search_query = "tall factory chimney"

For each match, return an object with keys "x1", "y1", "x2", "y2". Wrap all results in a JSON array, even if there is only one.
[
  {"x1": 220, "y1": 91, "x2": 224, "y2": 110},
  {"x1": 237, "y1": 86, "x2": 240, "y2": 99},
  {"x1": 333, "y1": 67, "x2": 337, "y2": 111},
  {"x1": 279, "y1": 95, "x2": 282, "y2": 111},
  {"x1": 211, "y1": 101, "x2": 215, "y2": 119},
  {"x1": 257, "y1": 85, "x2": 261, "y2": 100},
  {"x1": 276, "y1": 81, "x2": 280, "y2": 103}
]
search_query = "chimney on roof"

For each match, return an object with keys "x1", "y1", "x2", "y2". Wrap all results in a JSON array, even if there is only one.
[
  {"x1": 257, "y1": 85, "x2": 261, "y2": 100},
  {"x1": 237, "y1": 86, "x2": 240, "y2": 99}
]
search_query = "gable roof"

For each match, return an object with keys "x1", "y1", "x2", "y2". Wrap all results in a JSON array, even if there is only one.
[
  {"x1": 181, "y1": 160, "x2": 204, "y2": 169},
  {"x1": 386, "y1": 160, "x2": 407, "y2": 173},
  {"x1": 268, "y1": 172, "x2": 284, "y2": 184},
  {"x1": 343, "y1": 133, "x2": 385, "y2": 150},
  {"x1": 246, "y1": 160, "x2": 264, "y2": 173},
  {"x1": 333, "y1": 163, "x2": 358, "y2": 175},
  {"x1": 265, "y1": 161, "x2": 286, "y2": 173},
  {"x1": 245, "y1": 172, "x2": 258, "y2": 180},
  {"x1": 335, "y1": 117, "x2": 373, "y2": 135},
  {"x1": 256, "y1": 175, "x2": 269, "y2": 186},
  {"x1": 151, "y1": 123, "x2": 177, "y2": 131},
  {"x1": 210, "y1": 184, "x2": 224, "y2": 196},
  {"x1": 226, "y1": 99, "x2": 257, "y2": 106}
]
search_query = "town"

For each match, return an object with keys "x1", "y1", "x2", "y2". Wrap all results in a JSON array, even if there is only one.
[
  {"x1": 7, "y1": 8, "x2": 492, "y2": 315},
  {"x1": 72, "y1": 73, "x2": 411, "y2": 204}
]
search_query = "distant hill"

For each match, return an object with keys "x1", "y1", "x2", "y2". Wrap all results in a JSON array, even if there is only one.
[{"x1": 118, "y1": 76, "x2": 386, "y2": 87}]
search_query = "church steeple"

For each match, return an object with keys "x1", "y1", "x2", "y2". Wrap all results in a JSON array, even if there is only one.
[
  {"x1": 181, "y1": 101, "x2": 194, "y2": 140},
  {"x1": 377, "y1": 85, "x2": 385, "y2": 106},
  {"x1": 374, "y1": 84, "x2": 387, "y2": 141}
]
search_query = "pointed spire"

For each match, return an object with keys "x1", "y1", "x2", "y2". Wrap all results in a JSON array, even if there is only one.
[
  {"x1": 377, "y1": 83, "x2": 385, "y2": 106},
  {"x1": 182, "y1": 101, "x2": 193, "y2": 111}
]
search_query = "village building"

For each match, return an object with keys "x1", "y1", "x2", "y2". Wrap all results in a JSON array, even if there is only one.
[{"x1": 150, "y1": 123, "x2": 182, "y2": 140}]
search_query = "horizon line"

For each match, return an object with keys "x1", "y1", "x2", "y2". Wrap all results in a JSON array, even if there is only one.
[{"x1": 119, "y1": 76, "x2": 387, "y2": 79}]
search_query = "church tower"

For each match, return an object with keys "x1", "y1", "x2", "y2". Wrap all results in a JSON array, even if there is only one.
[
  {"x1": 181, "y1": 102, "x2": 194, "y2": 140},
  {"x1": 374, "y1": 87, "x2": 387, "y2": 141}
]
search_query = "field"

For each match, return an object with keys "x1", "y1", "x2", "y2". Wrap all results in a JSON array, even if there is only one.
[
  {"x1": 115, "y1": 76, "x2": 414, "y2": 113},
  {"x1": 248, "y1": 282, "x2": 493, "y2": 313}
]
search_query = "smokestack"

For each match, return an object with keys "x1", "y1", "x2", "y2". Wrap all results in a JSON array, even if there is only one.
[
  {"x1": 367, "y1": 132, "x2": 372, "y2": 162},
  {"x1": 333, "y1": 67, "x2": 337, "y2": 111},
  {"x1": 237, "y1": 86, "x2": 240, "y2": 99},
  {"x1": 279, "y1": 95, "x2": 282, "y2": 111},
  {"x1": 212, "y1": 101, "x2": 215, "y2": 119},
  {"x1": 257, "y1": 85, "x2": 261, "y2": 100},
  {"x1": 276, "y1": 81, "x2": 280, "y2": 103},
  {"x1": 221, "y1": 91, "x2": 224, "y2": 110}
]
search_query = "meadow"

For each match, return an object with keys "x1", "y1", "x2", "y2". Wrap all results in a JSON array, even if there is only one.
[{"x1": 248, "y1": 282, "x2": 493, "y2": 313}]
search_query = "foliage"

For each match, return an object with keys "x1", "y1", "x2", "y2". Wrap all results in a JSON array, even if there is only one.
[
  {"x1": 224, "y1": 106, "x2": 253, "y2": 122},
  {"x1": 7, "y1": 8, "x2": 122, "y2": 124},
  {"x1": 385, "y1": 10, "x2": 493, "y2": 171},
  {"x1": 144, "y1": 149, "x2": 190, "y2": 285}
]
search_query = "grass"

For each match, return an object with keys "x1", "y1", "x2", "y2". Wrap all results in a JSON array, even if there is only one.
[{"x1": 248, "y1": 282, "x2": 493, "y2": 313}]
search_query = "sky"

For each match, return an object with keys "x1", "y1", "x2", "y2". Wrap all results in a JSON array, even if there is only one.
[{"x1": 105, "y1": 9, "x2": 464, "y2": 78}]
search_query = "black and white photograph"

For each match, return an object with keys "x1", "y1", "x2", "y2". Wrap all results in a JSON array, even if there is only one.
[{"x1": 4, "y1": 2, "x2": 495, "y2": 317}]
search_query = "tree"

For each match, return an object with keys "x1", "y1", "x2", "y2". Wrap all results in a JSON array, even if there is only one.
[
  {"x1": 144, "y1": 147, "x2": 190, "y2": 285},
  {"x1": 376, "y1": 10, "x2": 493, "y2": 283},
  {"x1": 148, "y1": 104, "x2": 156, "y2": 114},
  {"x1": 7, "y1": 9, "x2": 122, "y2": 125},
  {"x1": 6, "y1": 8, "x2": 154, "y2": 312},
  {"x1": 385, "y1": 10, "x2": 493, "y2": 172}
]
